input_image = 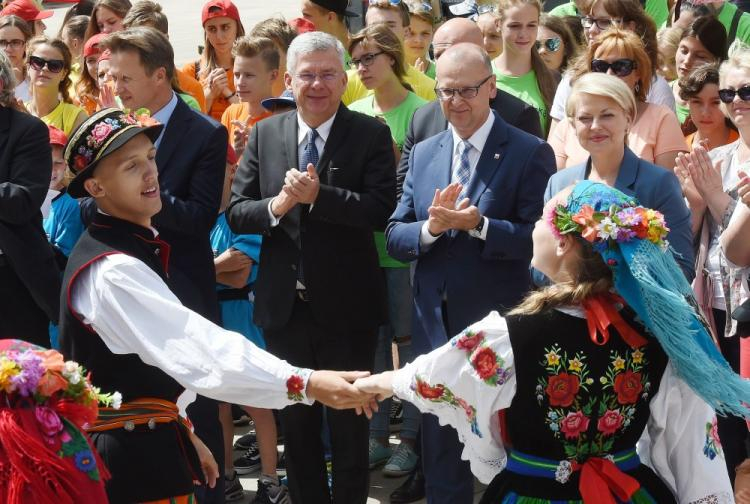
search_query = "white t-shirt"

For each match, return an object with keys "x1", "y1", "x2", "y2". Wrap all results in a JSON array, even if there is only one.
[{"x1": 14, "y1": 77, "x2": 31, "y2": 103}]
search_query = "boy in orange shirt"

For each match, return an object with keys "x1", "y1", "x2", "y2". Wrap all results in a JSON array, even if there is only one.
[{"x1": 220, "y1": 36, "x2": 279, "y2": 155}]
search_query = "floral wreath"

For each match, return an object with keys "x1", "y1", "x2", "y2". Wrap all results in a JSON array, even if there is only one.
[
  {"x1": 71, "y1": 108, "x2": 160, "y2": 173},
  {"x1": 548, "y1": 200, "x2": 670, "y2": 253}
]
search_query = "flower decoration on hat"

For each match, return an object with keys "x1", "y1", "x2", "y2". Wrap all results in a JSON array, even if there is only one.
[{"x1": 550, "y1": 200, "x2": 670, "y2": 253}]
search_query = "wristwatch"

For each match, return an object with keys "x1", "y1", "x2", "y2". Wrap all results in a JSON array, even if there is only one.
[{"x1": 468, "y1": 215, "x2": 485, "y2": 238}]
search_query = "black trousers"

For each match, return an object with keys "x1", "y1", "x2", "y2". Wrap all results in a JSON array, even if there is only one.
[
  {"x1": 0, "y1": 259, "x2": 49, "y2": 347},
  {"x1": 188, "y1": 395, "x2": 225, "y2": 503},
  {"x1": 265, "y1": 297, "x2": 378, "y2": 504}
]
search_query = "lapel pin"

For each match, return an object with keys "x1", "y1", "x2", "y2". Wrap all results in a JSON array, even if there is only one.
[{"x1": 493, "y1": 153, "x2": 500, "y2": 159}]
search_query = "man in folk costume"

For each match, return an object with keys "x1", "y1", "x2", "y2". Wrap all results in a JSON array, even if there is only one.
[{"x1": 58, "y1": 108, "x2": 375, "y2": 504}]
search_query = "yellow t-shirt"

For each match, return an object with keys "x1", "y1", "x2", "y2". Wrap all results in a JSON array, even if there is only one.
[
  {"x1": 342, "y1": 65, "x2": 436, "y2": 106},
  {"x1": 37, "y1": 101, "x2": 86, "y2": 137}
]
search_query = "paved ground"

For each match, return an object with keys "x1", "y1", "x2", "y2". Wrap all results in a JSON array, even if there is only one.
[{"x1": 42, "y1": 2, "x2": 484, "y2": 502}]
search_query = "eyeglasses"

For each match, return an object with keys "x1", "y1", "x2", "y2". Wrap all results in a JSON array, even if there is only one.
[
  {"x1": 295, "y1": 71, "x2": 340, "y2": 82},
  {"x1": 580, "y1": 16, "x2": 621, "y2": 30},
  {"x1": 29, "y1": 55, "x2": 65, "y2": 73},
  {"x1": 435, "y1": 74, "x2": 493, "y2": 101},
  {"x1": 591, "y1": 58, "x2": 637, "y2": 77},
  {"x1": 718, "y1": 86, "x2": 750, "y2": 103},
  {"x1": 0, "y1": 39, "x2": 24, "y2": 50},
  {"x1": 369, "y1": 0, "x2": 401, "y2": 5},
  {"x1": 350, "y1": 51, "x2": 385, "y2": 69},
  {"x1": 535, "y1": 37, "x2": 562, "y2": 53}
]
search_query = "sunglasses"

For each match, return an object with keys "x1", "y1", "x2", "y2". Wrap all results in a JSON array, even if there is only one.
[
  {"x1": 29, "y1": 55, "x2": 65, "y2": 73},
  {"x1": 591, "y1": 58, "x2": 637, "y2": 77},
  {"x1": 718, "y1": 86, "x2": 750, "y2": 103},
  {"x1": 535, "y1": 37, "x2": 562, "y2": 53}
]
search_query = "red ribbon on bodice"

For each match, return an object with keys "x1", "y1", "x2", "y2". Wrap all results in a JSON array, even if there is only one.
[
  {"x1": 573, "y1": 457, "x2": 641, "y2": 504},
  {"x1": 581, "y1": 294, "x2": 648, "y2": 349}
]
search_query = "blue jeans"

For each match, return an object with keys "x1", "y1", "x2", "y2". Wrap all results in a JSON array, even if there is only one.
[{"x1": 370, "y1": 267, "x2": 420, "y2": 441}]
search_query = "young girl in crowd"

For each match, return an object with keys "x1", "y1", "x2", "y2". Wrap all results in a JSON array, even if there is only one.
[
  {"x1": 348, "y1": 22, "x2": 427, "y2": 477},
  {"x1": 75, "y1": 32, "x2": 105, "y2": 115},
  {"x1": 675, "y1": 48, "x2": 750, "y2": 483},
  {"x1": 549, "y1": 0, "x2": 674, "y2": 135},
  {"x1": 355, "y1": 179, "x2": 745, "y2": 503},
  {"x1": 476, "y1": 11, "x2": 503, "y2": 61},
  {"x1": 493, "y1": 0, "x2": 558, "y2": 134},
  {"x1": 0, "y1": 15, "x2": 31, "y2": 102},
  {"x1": 549, "y1": 29, "x2": 686, "y2": 170},
  {"x1": 26, "y1": 37, "x2": 87, "y2": 136},
  {"x1": 404, "y1": 1, "x2": 437, "y2": 78},
  {"x1": 537, "y1": 13, "x2": 578, "y2": 74},
  {"x1": 672, "y1": 16, "x2": 727, "y2": 128},
  {"x1": 184, "y1": 0, "x2": 244, "y2": 121},
  {"x1": 83, "y1": 0, "x2": 130, "y2": 41},
  {"x1": 58, "y1": 14, "x2": 88, "y2": 85},
  {"x1": 678, "y1": 63, "x2": 738, "y2": 151},
  {"x1": 220, "y1": 36, "x2": 277, "y2": 155}
]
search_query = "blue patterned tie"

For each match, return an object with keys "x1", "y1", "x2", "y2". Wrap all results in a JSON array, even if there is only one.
[
  {"x1": 453, "y1": 140, "x2": 472, "y2": 201},
  {"x1": 301, "y1": 128, "x2": 319, "y2": 170}
]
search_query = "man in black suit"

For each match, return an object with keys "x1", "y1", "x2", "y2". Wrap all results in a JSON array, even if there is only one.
[
  {"x1": 398, "y1": 17, "x2": 543, "y2": 197},
  {"x1": 226, "y1": 31, "x2": 395, "y2": 504},
  {"x1": 100, "y1": 28, "x2": 228, "y2": 504},
  {"x1": 0, "y1": 52, "x2": 60, "y2": 346}
]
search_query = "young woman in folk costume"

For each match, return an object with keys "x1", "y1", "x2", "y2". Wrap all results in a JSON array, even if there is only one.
[{"x1": 356, "y1": 180, "x2": 748, "y2": 503}]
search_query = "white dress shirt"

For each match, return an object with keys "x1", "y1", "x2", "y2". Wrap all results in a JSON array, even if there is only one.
[
  {"x1": 267, "y1": 111, "x2": 337, "y2": 226},
  {"x1": 70, "y1": 253, "x2": 314, "y2": 409},
  {"x1": 420, "y1": 111, "x2": 495, "y2": 247},
  {"x1": 151, "y1": 91, "x2": 179, "y2": 149}
]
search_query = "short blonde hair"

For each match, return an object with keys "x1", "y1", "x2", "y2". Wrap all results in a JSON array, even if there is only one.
[
  {"x1": 719, "y1": 48, "x2": 750, "y2": 118},
  {"x1": 566, "y1": 72, "x2": 637, "y2": 123}
]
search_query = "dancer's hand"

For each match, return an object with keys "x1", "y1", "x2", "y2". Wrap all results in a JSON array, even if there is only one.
[
  {"x1": 188, "y1": 430, "x2": 219, "y2": 488},
  {"x1": 354, "y1": 371, "x2": 395, "y2": 401},
  {"x1": 306, "y1": 370, "x2": 379, "y2": 418}
]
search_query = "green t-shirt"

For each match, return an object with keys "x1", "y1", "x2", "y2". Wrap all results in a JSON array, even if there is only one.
[
  {"x1": 717, "y1": 2, "x2": 750, "y2": 49},
  {"x1": 349, "y1": 91, "x2": 427, "y2": 268},
  {"x1": 178, "y1": 92, "x2": 201, "y2": 112},
  {"x1": 493, "y1": 68, "x2": 549, "y2": 133},
  {"x1": 549, "y1": 0, "x2": 668, "y2": 29},
  {"x1": 425, "y1": 60, "x2": 436, "y2": 80}
]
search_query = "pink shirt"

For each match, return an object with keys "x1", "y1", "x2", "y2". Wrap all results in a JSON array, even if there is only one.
[{"x1": 549, "y1": 104, "x2": 688, "y2": 169}]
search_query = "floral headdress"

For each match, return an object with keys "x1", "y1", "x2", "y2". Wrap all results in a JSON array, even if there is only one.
[
  {"x1": 0, "y1": 339, "x2": 117, "y2": 504},
  {"x1": 553, "y1": 181, "x2": 750, "y2": 419},
  {"x1": 549, "y1": 190, "x2": 670, "y2": 253}
]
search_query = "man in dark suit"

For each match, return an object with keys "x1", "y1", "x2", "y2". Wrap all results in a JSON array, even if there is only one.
[
  {"x1": 0, "y1": 53, "x2": 60, "y2": 346},
  {"x1": 387, "y1": 44, "x2": 555, "y2": 504},
  {"x1": 100, "y1": 28, "x2": 227, "y2": 504},
  {"x1": 226, "y1": 31, "x2": 395, "y2": 504},
  {"x1": 398, "y1": 17, "x2": 542, "y2": 197}
]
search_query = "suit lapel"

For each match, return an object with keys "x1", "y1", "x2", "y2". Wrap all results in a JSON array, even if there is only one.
[
  {"x1": 434, "y1": 131, "x2": 454, "y2": 191},
  {"x1": 613, "y1": 147, "x2": 639, "y2": 197},
  {"x1": 317, "y1": 104, "x2": 350, "y2": 177},
  {"x1": 466, "y1": 114, "x2": 508, "y2": 206},
  {"x1": 155, "y1": 99, "x2": 191, "y2": 172},
  {"x1": 281, "y1": 112, "x2": 301, "y2": 245},
  {"x1": 0, "y1": 108, "x2": 10, "y2": 171}
]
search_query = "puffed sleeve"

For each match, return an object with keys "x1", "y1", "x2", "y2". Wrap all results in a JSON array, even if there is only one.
[
  {"x1": 392, "y1": 311, "x2": 516, "y2": 484},
  {"x1": 642, "y1": 362, "x2": 733, "y2": 503}
]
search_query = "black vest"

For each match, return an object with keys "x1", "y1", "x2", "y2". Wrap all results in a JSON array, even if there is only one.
[
  {"x1": 59, "y1": 213, "x2": 200, "y2": 502},
  {"x1": 59, "y1": 212, "x2": 182, "y2": 402}
]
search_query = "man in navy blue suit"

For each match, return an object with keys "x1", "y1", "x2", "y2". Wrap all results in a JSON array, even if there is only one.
[{"x1": 386, "y1": 43, "x2": 556, "y2": 504}]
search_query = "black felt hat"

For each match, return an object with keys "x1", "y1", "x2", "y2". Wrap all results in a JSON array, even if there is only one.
[
  {"x1": 311, "y1": 0, "x2": 359, "y2": 17},
  {"x1": 64, "y1": 108, "x2": 163, "y2": 198}
]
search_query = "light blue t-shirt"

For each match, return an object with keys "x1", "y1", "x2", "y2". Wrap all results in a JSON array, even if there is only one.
[
  {"x1": 210, "y1": 213, "x2": 264, "y2": 349},
  {"x1": 43, "y1": 191, "x2": 84, "y2": 258}
]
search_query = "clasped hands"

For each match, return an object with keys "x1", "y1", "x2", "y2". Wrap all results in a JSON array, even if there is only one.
[
  {"x1": 271, "y1": 163, "x2": 320, "y2": 218},
  {"x1": 675, "y1": 141, "x2": 726, "y2": 209},
  {"x1": 305, "y1": 370, "x2": 397, "y2": 418},
  {"x1": 427, "y1": 182, "x2": 481, "y2": 236}
]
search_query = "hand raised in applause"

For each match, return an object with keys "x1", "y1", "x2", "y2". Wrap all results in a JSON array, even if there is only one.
[
  {"x1": 231, "y1": 120, "x2": 249, "y2": 154},
  {"x1": 738, "y1": 170, "x2": 750, "y2": 209},
  {"x1": 427, "y1": 182, "x2": 481, "y2": 235},
  {"x1": 283, "y1": 163, "x2": 320, "y2": 204},
  {"x1": 306, "y1": 370, "x2": 379, "y2": 419}
]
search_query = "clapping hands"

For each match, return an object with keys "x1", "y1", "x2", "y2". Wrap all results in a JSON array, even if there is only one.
[
  {"x1": 427, "y1": 182, "x2": 481, "y2": 236},
  {"x1": 270, "y1": 163, "x2": 320, "y2": 218},
  {"x1": 675, "y1": 142, "x2": 724, "y2": 209}
]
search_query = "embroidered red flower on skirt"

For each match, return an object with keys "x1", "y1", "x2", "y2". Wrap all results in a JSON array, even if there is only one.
[
  {"x1": 545, "y1": 372, "x2": 580, "y2": 407},
  {"x1": 597, "y1": 409, "x2": 625, "y2": 436},
  {"x1": 560, "y1": 411, "x2": 590, "y2": 439}
]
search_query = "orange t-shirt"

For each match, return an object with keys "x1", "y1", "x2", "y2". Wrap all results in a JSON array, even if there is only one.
[
  {"x1": 221, "y1": 103, "x2": 272, "y2": 147},
  {"x1": 181, "y1": 60, "x2": 234, "y2": 121},
  {"x1": 176, "y1": 68, "x2": 206, "y2": 113},
  {"x1": 685, "y1": 129, "x2": 739, "y2": 152}
]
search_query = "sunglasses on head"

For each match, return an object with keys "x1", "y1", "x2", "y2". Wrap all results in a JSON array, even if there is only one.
[
  {"x1": 591, "y1": 58, "x2": 637, "y2": 77},
  {"x1": 718, "y1": 86, "x2": 750, "y2": 103},
  {"x1": 29, "y1": 55, "x2": 65, "y2": 73},
  {"x1": 535, "y1": 37, "x2": 562, "y2": 53}
]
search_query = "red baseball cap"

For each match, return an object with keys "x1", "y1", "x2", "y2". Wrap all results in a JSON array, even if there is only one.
[
  {"x1": 289, "y1": 17, "x2": 316, "y2": 34},
  {"x1": 226, "y1": 144, "x2": 239, "y2": 165},
  {"x1": 48, "y1": 125, "x2": 68, "y2": 148},
  {"x1": 97, "y1": 49, "x2": 112, "y2": 64},
  {"x1": 201, "y1": 0, "x2": 240, "y2": 25},
  {"x1": 83, "y1": 33, "x2": 107, "y2": 58},
  {"x1": 0, "y1": 0, "x2": 53, "y2": 22}
]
